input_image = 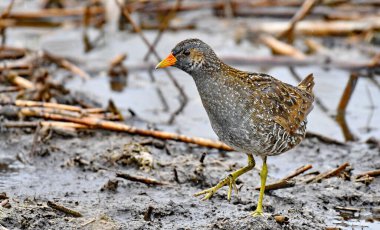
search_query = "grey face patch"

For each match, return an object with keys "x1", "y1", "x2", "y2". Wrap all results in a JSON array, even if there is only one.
[{"x1": 171, "y1": 39, "x2": 219, "y2": 74}]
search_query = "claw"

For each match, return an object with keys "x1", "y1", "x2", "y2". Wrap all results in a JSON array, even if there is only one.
[{"x1": 194, "y1": 174, "x2": 239, "y2": 202}]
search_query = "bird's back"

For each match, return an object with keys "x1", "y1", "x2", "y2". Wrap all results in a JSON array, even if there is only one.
[{"x1": 193, "y1": 65, "x2": 314, "y2": 156}]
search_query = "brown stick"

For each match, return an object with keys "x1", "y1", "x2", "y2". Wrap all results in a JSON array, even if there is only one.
[
  {"x1": 10, "y1": 100, "x2": 99, "y2": 113},
  {"x1": 283, "y1": 164, "x2": 313, "y2": 180},
  {"x1": 221, "y1": 55, "x2": 380, "y2": 71},
  {"x1": 115, "y1": 0, "x2": 188, "y2": 124},
  {"x1": 11, "y1": 108, "x2": 233, "y2": 151},
  {"x1": 255, "y1": 179, "x2": 296, "y2": 191},
  {"x1": 260, "y1": 35, "x2": 306, "y2": 59},
  {"x1": 306, "y1": 162, "x2": 350, "y2": 183},
  {"x1": 305, "y1": 131, "x2": 346, "y2": 146},
  {"x1": 43, "y1": 51, "x2": 90, "y2": 80},
  {"x1": 143, "y1": 0, "x2": 182, "y2": 61},
  {"x1": 47, "y1": 201, "x2": 82, "y2": 217},
  {"x1": 354, "y1": 169, "x2": 380, "y2": 179},
  {"x1": 6, "y1": 72, "x2": 35, "y2": 89},
  {"x1": 336, "y1": 73, "x2": 358, "y2": 141},
  {"x1": 0, "y1": 86, "x2": 20, "y2": 93},
  {"x1": 116, "y1": 172, "x2": 168, "y2": 185},
  {"x1": 246, "y1": 17, "x2": 380, "y2": 36},
  {"x1": 0, "y1": 46, "x2": 27, "y2": 59},
  {"x1": 255, "y1": 164, "x2": 312, "y2": 191},
  {"x1": 7, "y1": 6, "x2": 105, "y2": 19},
  {"x1": 2, "y1": 121, "x2": 88, "y2": 129},
  {"x1": 279, "y1": 0, "x2": 320, "y2": 42}
]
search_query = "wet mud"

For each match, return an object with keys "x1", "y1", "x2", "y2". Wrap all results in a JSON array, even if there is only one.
[{"x1": 1, "y1": 129, "x2": 379, "y2": 229}]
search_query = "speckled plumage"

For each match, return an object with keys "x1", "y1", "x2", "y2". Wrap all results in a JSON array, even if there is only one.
[{"x1": 170, "y1": 38, "x2": 314, "y2": 157}]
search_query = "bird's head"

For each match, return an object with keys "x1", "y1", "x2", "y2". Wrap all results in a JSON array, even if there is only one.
[{"x1": 155, "y1": 38, "x2": 219, "y2": 74}]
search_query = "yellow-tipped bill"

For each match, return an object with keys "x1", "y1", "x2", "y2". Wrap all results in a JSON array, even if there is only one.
[{"x1": 155, "y1": 53, "x2": 177, "y2": 69}]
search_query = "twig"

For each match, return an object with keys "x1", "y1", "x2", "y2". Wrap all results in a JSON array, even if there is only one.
[
  {"x1": 47, "y1": 201, "x2": 82, "y2": 217},
  {"x1": 221, "y1": 55, "x2": 380, "y2": 71},
  {"x1": 0, "y1": 0, "x2": 16, "y2": 44},
  {"x1": 354, "y1": 169, "x2": 380, "y2": 179},
  {"x1": 143, "y1": 206, "x2": 154, "y2": 221},
  {"x1": 116, "y1": 172, "x2": 168, "y2": 185},
  {"x1": 279, "y1": 0, "x2": 320, "y2": 42},
  {"x1": 30, "y1": 122, "x2": 42, "y2": 156},
  {"x1": 255, "y1": 179, "x2": 296, "y2": 191},
  {"x1": 336, "y1": 73, "x2": 359, "y2": 141},
  {"x1": 306, "y1": 162, "x2": 350, "y2": 183},
  {"x1": 260, "y1": 35, "x2": 306, "y2": 59},
  {"x1": 143, "y1": 0, "x2": 182, "y2": 61},
  {"x1": 115, "y1": 0, "x2": 188, "y2": 124},
  {"x1": 246, "y1": 17, "x2": 380, "y2": 36},
  {"x1": 147, "y1": 70, "x2": 169, "y2": 112},
  {"x1": 43, "y1": 51, "x2": 90, "y2": 80},
  {"x1": 255, "y1": 164, "x2": 312, "y2": 191},
  {"x1": 6, "y1": 6, "x2": 105, "y2": 20},
  {"x1": 0, "y1": 86, "x2": 20, "y2": 93},
  {"x1": 334, "y1": 206, "x2": 361, "y2": 212},
  {"x1": 283, "y1": 164, "x2": 313, "y2": 180},
  {"x1": 14, "y1": 111, "x2": 232, "y2": 150},
  {"x1": 6, "y1": 72, "x2": 35, "y2": 89},
  {"x1": 305, "y1": 131, "x2": 346, "y2": 146},
  {"x1": 2, "y1": 99, "x2": 98, "y2": 113},
  {"x1": 2, "y1": 121, "x2": 88, "y2": 129}
]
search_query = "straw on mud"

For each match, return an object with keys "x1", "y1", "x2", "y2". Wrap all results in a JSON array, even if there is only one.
[
  {"x1": 255, "y1": 179, "x2": 296, "y2": 191},
  {"x1": 116, "y1": 172, "x2": 168, "y2": 186},
  {"x1": 255, "y1": 164, "x2": 312, "y2": 191},
  {"x1": 305, "y1": 131, "x2": 345, "y2": 146},
  {"x1": 283, "y1": 164, "x2": 313, "y2": 181},
  {"x1": 2, "y1": 106, "x2": 232, "y2": 150},
  {"x1": 306, "y1": 162, "x2": 350, "y2": 183},
  {"x1": 47, "y1": 201, "x2": 83, "y2": 217},
  {"x1": 354, "y1": 169, "x2": 380, "y2": 179}
]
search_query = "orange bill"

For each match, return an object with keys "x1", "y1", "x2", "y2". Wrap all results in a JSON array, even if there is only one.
[{"x1": 155, "y1": 53, "x2": 177, "y2": 69}]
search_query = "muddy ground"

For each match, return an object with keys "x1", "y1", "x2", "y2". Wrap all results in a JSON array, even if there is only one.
[{"x1": 0, "y1": 128, "x2": 379, "y2": 230}]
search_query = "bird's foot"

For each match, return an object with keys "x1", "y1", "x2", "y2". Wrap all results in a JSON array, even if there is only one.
[
  {"x1": 251, "y1": 208, "x2": 269, "y2": 217},
  {"x1": 194, "y1": 174, "x2": 238, "y2": 201}
]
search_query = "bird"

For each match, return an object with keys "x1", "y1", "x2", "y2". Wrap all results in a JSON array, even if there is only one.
[{"x1": 155, "y1": 38, "x2": 314, "y2": 216}]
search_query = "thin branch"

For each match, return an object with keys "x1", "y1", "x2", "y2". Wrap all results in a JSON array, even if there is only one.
[
  {"x1": 2, "y1": 107, "x2": 233, "y2": 151},
  {"x1": 279, "y1": 0, "x2": 320, "y2": 42},
  {"x1": 143, "y1": 0, "x2": 182, "y2": 61},
  {"x1": 306, "y1": 162, "x2": 350, "y2": 183},
  {"x1": 354, "y1": 169, "x2": 380, "y2": 179},
  {"x1": 283, "y1": 164, "x2": 313, "y2": 180},
  {"x1": 43, "y1": 51, "x2": 90, "y2": 80},
  {"x1": 47, "y1": 201, "x2": 82, "y2": 217},
  {"x1": 115, "y1": 0, "x2": 188, "y2": 124},
  {"x1": 116, "y1": 172, "x2": 168, "y2": 185}
]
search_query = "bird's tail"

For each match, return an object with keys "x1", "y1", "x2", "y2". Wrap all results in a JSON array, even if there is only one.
[{"x1": 298, "y1": 73, "x2": 314, "y2": 93}]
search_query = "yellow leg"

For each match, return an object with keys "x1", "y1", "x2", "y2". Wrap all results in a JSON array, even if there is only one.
[
  {"x1": 194, "y1": 154, "x2": 255, "y2": 201},
  {"x1": 252, "y1": 156, "x2": 267, "y2": 217}
]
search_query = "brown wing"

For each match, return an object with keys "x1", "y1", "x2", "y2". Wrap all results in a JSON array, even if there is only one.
[{"x1": 250, "y1": 74, "x2": 314, "y2": 134}]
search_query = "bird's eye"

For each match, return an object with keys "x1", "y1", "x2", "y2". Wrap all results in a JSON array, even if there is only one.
[{"x1": 183, "y1": 50, "x2": 190, "y2": 56}]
